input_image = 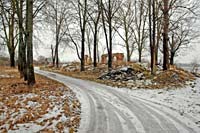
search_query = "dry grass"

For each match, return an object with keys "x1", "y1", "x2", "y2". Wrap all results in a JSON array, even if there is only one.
[{"x1": 151, "y1": 67, "x2": 195, "y2": 89}]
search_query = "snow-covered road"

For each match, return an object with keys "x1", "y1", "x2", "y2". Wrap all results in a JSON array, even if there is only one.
[{"x1": 35, "y1": 69, "x2": 200, "y2": 133}]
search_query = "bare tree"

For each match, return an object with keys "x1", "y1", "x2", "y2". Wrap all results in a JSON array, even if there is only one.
[
  {"x1": 79, "y1": 0, "x2": 88, "y2": 71},
  {"x1": 0, "y1": 0, "x2": 17, "y2": 67},
  {"x1": 14, "y1": 0, "x2": 27, "y2": 79},
  {"x1": 43, "y1": 0, "x2": 69, "y2": 68},
  {"x1": 155, "y1": 0, "x2": 162, "y2": 64},
  {"x1": 160, "y1": 0, "x2": 199, "y2": 67},
  {"x1": 162, "y1": 0, "x2": 170, "y2": 70},
  {"x1": 168, "y1": 0, "x2": 199, "y2": 65},
  {"x1": 149, "y1": 0, "x2": 156, "y2": 74},
  {"x1": 87, "y1": 0, "x2": 101, "y2": 68},
  {"x1": 101, "y1": 0, "x2": 121, "y2": 70},
  {"x1": 132, "y1": 0, "x2": 148, "y2": 63},
  {"x1": 115, "y1": 0, "x2": 135, "y2": 62},
  {"x1": 86, "y1": 27, "x2": 92, "y2": 62},
  {"x1": 26, "y1": 0, "x2": 35, "y2": 85},
  {"x1": 66, "y1": 0, "x2": 88, "y2": 71}
]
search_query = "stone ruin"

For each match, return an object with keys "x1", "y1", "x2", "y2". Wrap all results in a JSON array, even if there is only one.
[
  {"x1": 101, "y1": 53, "x2": 124, "y2": 64},
  {"x1": 84, "y1": 55, "x2": 92, "y2": 64},
  {"x1": 83, "y1": 53, "x2": 124, "y2": 65}
]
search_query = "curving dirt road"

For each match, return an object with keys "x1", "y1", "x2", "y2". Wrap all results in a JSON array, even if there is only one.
[{"x1": 35, "y1": 69, "x2": 200, "y2": 133}]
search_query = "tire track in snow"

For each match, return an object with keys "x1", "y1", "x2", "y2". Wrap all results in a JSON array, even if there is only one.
[{"x1": 105, "y1": 87, "x2": 197, "y2": 133}]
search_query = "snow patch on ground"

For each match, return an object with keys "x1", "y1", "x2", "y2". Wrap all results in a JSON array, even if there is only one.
[
  {"x1": 0, "y1": 87, "x2": 80, "y2": 132},
  {"x1": 117, "y1": 78, "x2": 200, "y2": 128}
]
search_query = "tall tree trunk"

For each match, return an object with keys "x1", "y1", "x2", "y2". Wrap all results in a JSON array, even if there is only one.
[
  {"x1": 150, "y1": 0, "x2": 156, "y2": 75},
  {"x1": 155, "y1": 32, "x2": 160, "y2": 64},
  {"x1": 9, "y1": 49, "x2": 15, "y2": 67},
  {"x1": 162, "y1": 0, "x2": 169, "y2": 70},
  {"x1": 8, "y1": 0, "x2": 15, "y2": 67},
  {"x1": 108, "y1": 0, "x2": 112, "y2": 70},
  {"x1": 87, "y1": 30, "x2": 91, "y2": 61},
  {"x1": 16, "y1": 0, "x2": 27, "y2": 80},
  {"x1": 101, "y1": 0, "x2": 109, "y2": 64},
  {"x1": 125, "y1": 26, "x2": 130, "y2": 62},
  {"x1": 26, "y1": 0, "x2": 35, "y2": 85},
  {"x1": 81, "y1": 29, "x2": 85, "y2": 71},
  {"x1": 51, "y1": 44, "x2": 55, "y2": 66},
  {"x1": 138, "y1": 48, "x2": 142, "y2": 62},
  {"x1": 55, "y1": 45, "x2": 59, "y2": 68},
  {"x1": 126, "y1": 40, "x2": 130, "y2": 62},
  {"x1": 93, "y1": 26, "x2": 98, "y2": 67},
  {"x1": 80, "y1": 0, "x2": 87, "y2": 71},
  {"x1": 93, "y1": 1, "x2": 100, "y2": 68},
  {"x1": 170, "y1": 51, "x2": 175, "y2": 65},
  {"x1": 18, "y1": 27, "x2": 24, "y2": 78},
  {"x1": 22, "y1": 44, "x2": 27, "y2": 80},
  {"x1": 55, "y1": 0, "x2": 59, "y2": 68},
  {"x1": 8, "y1": 29, "x2": 15, "y2": 67}
]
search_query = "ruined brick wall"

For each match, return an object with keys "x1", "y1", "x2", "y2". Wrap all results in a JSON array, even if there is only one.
[
  {"x1": 101, "y1": 54, "x2": 108, "y2": 64},
  {"x1": 84, "y1": 55, "x2": 92, "y2": 65},
  {"x1": 101, "y1": 53, "x2": 124, "y2": 64}
]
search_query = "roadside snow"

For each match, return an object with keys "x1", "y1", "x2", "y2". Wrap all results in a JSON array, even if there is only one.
[{"x1": 121, "y1": 78, "x2": 200, "y2": 128}]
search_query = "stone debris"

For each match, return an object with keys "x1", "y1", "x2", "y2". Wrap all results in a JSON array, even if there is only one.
[
  {"x1": 98, "y1": 67, "x2": 145, "y2": 81},
  {"x1": 97, "y1": 66, "x2": 151, "y2": 89}
]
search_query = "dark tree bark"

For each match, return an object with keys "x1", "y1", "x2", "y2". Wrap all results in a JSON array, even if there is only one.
[
  {"x1": 108, "y1": 0, "x2": 112, "y2": 70},
  {"x1": 81, "y1": 28, "x2": 85, "y2": 71},
  {"x1": 125, "y1": 29, "x2": 130, "y2": 62},
  {"x1": 162, "y1": 0, "x2": 170, "y2": 70},
  {"x1": 26, "y1": 0, "x2": 35, "y2": 85},
  {"x1": 9, "y1": 49, "x2": 15, "y2": 67},
  {"x1": 149, "y1": 0, "x2": 156, "y2": 75},
  {"x1": 15, "y1": 0, "x2": 27, "y2": 80},
  {"x1": 55, "y1": 0, "x2": 59, "y2": 68},
  {"x1": 79, "y1": 0, "x2": 88, "y2": 71},
  {"x1": 55, "y1": 43, "x2": 59, "y2": 68},
  {"x1": 138, "y1": 50, "x2": 142, "y2": 63},
  {"x1": 101, "y1": 0, "x2": 116, "y2": 70},
  {"x1": 8, "y1": 2, "x2": 15, "y2": 67},
  {"x1": 93, "y1": 26, "x2": 98, "y2": 67},
  {"x1": 152, "y1": 0, "x2": 156, "y2": 74},
  {"x1": 51, "y1": 44, "x2": 55, "y2": 65},
  {"x1": 170, "y1": 51, "x2": 175, "y2": 65},
  {"x1": 93, "y1": 1, "x2": 101, "y2": 68}
]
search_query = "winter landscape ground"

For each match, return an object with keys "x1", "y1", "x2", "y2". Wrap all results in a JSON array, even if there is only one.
[
  {"x1": 1, "y1": 0, "x2": 200, "y2": 132},
  {"x1": 35, "y1": 68, "x2": 200, "y2": 133},
  {"x1": 1, "y1": 64, "x2": 200, "y2": 133}
]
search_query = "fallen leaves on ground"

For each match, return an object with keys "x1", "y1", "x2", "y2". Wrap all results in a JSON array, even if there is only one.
[{"x1": 0, "y1": 66, "x2": 80, "y2": 132}]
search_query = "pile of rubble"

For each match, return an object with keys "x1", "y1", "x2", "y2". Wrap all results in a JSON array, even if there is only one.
[
  {"x1": 60, "y1": 62, "x2": 80, "y2": 72},
  {"x1": 98, "y1": 65, "x2": 196, "y2": 89},
  {"x1": 98, "y1": 67, "x2": 145, "y2": 81},
  {"x1": 97, "y1": 66, "x2": 153, "y2": 88}
]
